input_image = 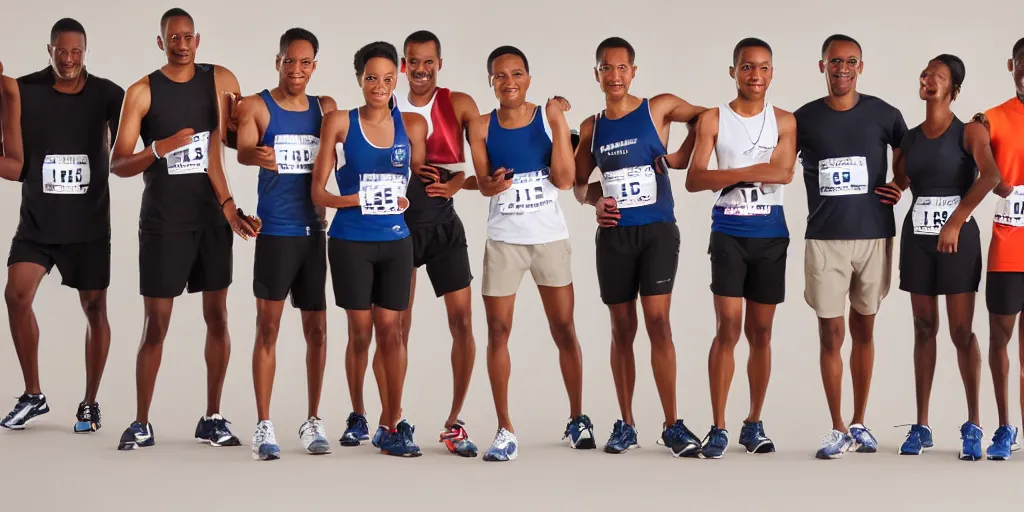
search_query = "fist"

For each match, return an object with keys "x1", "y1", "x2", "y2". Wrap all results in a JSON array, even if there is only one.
[
  {"x1": 155, "y1": 128, "x2": 196, "y2": 158},
  {"x1": 546, "y1": 96, "x2": 571, "y2": 114}
]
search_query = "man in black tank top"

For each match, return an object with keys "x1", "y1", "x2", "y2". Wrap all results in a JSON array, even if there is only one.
[
  {"x1": 0, "y1": 19, "x2": 122, "y2": 434},
  {"x1": 109, "y1": 8, "x2": 257, "y2": 451}
]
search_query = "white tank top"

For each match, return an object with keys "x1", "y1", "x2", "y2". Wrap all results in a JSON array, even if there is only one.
[
  {"x1": 713, "y1": 101, "x2": 783, "y2": 212},
  {"x1": 395, "y1": 92, "x2": 435, "y2": 140}
]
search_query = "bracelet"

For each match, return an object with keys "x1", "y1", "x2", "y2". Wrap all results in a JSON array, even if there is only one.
[
  {"x1": 150, "y1": 143, "x2": 160, "y2": 159},
  {"x1": 220, "y1": 196, "x2": 233, "y2": 208}
]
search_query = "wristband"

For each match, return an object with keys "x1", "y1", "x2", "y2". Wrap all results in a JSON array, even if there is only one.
[
  {"x1": 151, "y1": 143, "x2": 160, "y2": 159},
  {"x1": 220, "y1": 196, "x2": 233, "y2": 208}
]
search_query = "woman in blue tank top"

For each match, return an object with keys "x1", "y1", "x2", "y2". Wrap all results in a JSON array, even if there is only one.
[{"x1": 311, "y1": 41, "x2": 428, "y2": 458}]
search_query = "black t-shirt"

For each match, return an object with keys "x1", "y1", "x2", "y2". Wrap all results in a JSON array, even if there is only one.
[
  {"x1": 900, "y1": 116, "x2": 978, "y2": 236},
  {"x1": 795, "y1": 94, "x2": 908, "y2": 240},
  {"x1": 15, "y1": 67, "x2": 124, "y2": 244}
]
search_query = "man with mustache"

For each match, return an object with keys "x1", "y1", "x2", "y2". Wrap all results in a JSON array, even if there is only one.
[
  {"x1": 684, "y1": 37, "x2": 796, "y2": 459},
  {"x1": 0, "y1": 19, "x2": 123, "y2": 433},
  {"x1": 233, "y1": 27, "x2": 337, "y2": 461},
  {"x1": 794, "y1": 34, "x2": 909, "y2": 460},
  {"x1": 110, "y1": 7, "x2": 258, "y2": 451}
]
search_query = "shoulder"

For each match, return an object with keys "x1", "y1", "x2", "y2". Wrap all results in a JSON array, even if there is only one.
[
  {"x1": 579, "y1": 114, "x2": 596, "y2": 133},
  {"x1": 317, "y1": 95, "x2": 338, "y2": 114},
  {"x1": 862, "y1": 94, "x2": 904, "y2": 117},
  {"x1": 323, "y1": 108, "x2": 350, "y2": 128},
  {"x1": 1, "y1": 75, "x2": 19, "y2": 98},
  {"x1": 793, "y1": 97, "x2": 826, "y2": 118},
  {"x1": 772, "y1": 106, "x2": 796, "y2": 130},
  {"x1": 210, "y1": 64, "x2": 240, "y2": 87},
  {"x1": 124, "y1": 76, "x2": 152, "y2": 101},
  {"x1": 402, "y1": 110, "x2": 427, "y2": 130},
  {"x1": 238, "y1": 92, "x2": 268, "y2": 116},
  {"x1": 697, "y1": 106, "x2": 720, "y2": 124},
  {"x1": 469, "y1": 112, "x2": 491, "y2": 134},
  {"x1": 92, "y1": 75, "x2": 126, "y2": 100}
]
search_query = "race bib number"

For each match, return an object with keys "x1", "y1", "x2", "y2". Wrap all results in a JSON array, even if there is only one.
[
  {"x1": 994, "y1": 186, "x2": 1024, "y2": 227},
  {"x1": 601, "y1": 165, "x2": 657, "y2": 208},
  {"x1": 274, "y1": 134, "x2": 319, "y2": 174},
  {"x1": 912, "y1": 195, "x2": 961, "y2": 235},
  {"x1": 818, "y1": 156, "x2": 869, "y2": 196},
  {"x1": 715, "y1": 184, "x2": 782, "y2": 216},
  {"x1": 497, "y1": 168, "x2": 557, "y2": 215},
  {"x1": 42, "y1": 154, "x2": 90, "y2": 195},
  {"x1": 359, "y1": 173, "x2": 408, "y2": 215},
  {"x1": 165, "y1": 131, "x2": 211, "y2": 175}
]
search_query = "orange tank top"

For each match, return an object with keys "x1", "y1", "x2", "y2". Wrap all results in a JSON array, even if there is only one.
[{"x1": 987, "y1": 97, "x2": 1024, "y2": 272}]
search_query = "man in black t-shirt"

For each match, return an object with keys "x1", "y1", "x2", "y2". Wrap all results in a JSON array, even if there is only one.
[
  {"x1": 0, "y1": 19, "x2": 123, "y2": 434},
  {"x1": 794, "y1": 34, "x2": 908, "y2": 459}
]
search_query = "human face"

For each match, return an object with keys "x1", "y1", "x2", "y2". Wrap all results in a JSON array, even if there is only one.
[
  {"x1": 403, "y1": 40, "x2": 441, "y2": 96},
  {"x1": 1010, "y1": 50, "x2": 1024, "y2": 97},
  {"x1": 48, "y1": 31, "x2": 86, "y2": 80},
  {"x1": 919, "y1": 60, "x2": 954, "y2": 102},
  {"x1": 595, "y1": 47, "x2": 635, "y2": 101},
  {"x1": 820, "y1": 40, "x2": 863, "y2": 97},
  {"x1": 277, "y1": 39, "x2": 316, "y2": 95},
  {"x1": 731, "y1": 46, "x2": 773, "y2": 100},
  {"x1": 359, "y1": 56, "x2": 398, "y2": 109},
  {"x1": 158, "y1": 16, "x2": 198, "y2": 66},
  {"x1": 490, "y1": 53, "x2": 530, "y2": 109}
]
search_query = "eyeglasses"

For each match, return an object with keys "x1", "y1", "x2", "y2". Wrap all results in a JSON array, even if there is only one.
[{"x1": 826, "y1": 57, "x2": 860, "y2": 67}]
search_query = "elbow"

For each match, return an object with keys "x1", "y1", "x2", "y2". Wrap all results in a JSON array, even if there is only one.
[{"x1": 310, "y1": 189, "x2": 327, "y2": 207}]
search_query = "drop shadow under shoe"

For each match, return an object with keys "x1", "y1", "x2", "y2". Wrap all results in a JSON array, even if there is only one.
[
  {"x1": 195, "y1": 414, "x2": 242, "y2": 447},
  {"x1": 564, "y1": 414, "x2": 597, "y2": 449},
  {"x1": 959, "y1": 422, "x2": 983, "y2": 461},
  {"x1": 898, "y1": 424, "x2": 933, "y2": 455},
  {"x1": 604, "y1": 419, "x2": 639, "y2": 454},
  {"x1": 339, "y1": 412, "x2": 370, "y2": 447},
  {"x1": 439, "y1": 420, "x2": 478, "y2": 457},
  {"x1": 118, "y1": 421, "x2": 155, "y2": 451},
  {"x1": 74, "y1": 402, "x2": 102, "y2": 433},
  {"x1": 1, "y1": 393, "x2": 49, "y2": 430},
  {"x1": 738, "y1": 420, "x2": 775, "y2": 454},
  {"x1": 660, "y1": 419, "x2": 702, "y2": 458}
]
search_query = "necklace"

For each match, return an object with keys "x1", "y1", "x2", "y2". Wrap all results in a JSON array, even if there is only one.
[{"x1": 733, "y1": 105, "x2": 767, "y2": 156}]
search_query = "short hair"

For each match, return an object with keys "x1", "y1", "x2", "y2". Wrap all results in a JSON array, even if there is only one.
[
  {"x1": 50, "y1": 18, "x2": 86, "y2": 46},
  {"x1": 160, "y1": 7, "x2": 194, "y2": 33},
  {"x1": 733, "y1": 37, "x2": 772, "y2": 65},
  {"x1": 595, "y1": 37, "x2": 635, "y2": 64},
  {"x1": 821, "y1": 33, "x2": 862, "y2": 58},
  {"x1": 487, "y1": 45, "x2": 529, "y2": 75},
  {"x1": 404, "y1": 30, "x2": 441, "y2": 58},
  {"x1": 279, "y1": 28, "x2": 319, "y2": 57},
  {"x1": 353, "y1": 41, "x2": 399, "y2": 76},
  {"x1": 931, "y1": 54, "x2": 966, "y2": 92},
  {"x1": 1014, "y1": 37, "x2": 1024, "y2": 59}
]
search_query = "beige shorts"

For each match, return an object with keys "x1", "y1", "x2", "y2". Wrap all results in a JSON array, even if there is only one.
[
  {"x1": 482, "y1": 238, "x2": 573, "y2": 297},
  {"x1": 804, "y1": 238, "x2": 893, "y2": 318}
]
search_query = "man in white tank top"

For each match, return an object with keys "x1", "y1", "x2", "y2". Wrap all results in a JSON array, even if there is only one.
[{"x1": 684, "y1": 37, "x2": 798, "y2": 459}]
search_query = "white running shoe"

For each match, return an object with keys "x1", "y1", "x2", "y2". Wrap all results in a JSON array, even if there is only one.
[
  {"x1": 252, "y1": 420, "x2": 280, "y2": 461},
  {"x1": 299, "y1": 416, "x2": 331, "y2": 455},
  {"x1": 482, "y1": 427, "x2": 519, "y2": 462}
]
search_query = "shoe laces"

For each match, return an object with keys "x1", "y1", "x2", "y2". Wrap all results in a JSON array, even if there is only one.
[
  {"x1": 442, "y1": 421, "x2": 467, "y2": 441},
  {"x1": 77, "y1": 402, "x2": 100, "y2": 422},
  {"x1": 397, "y1": 420, "x2": 415, "y2": 442},
  {"x1": 993, "y1": 425, "x2": 1014, "y2": 445},
  {"x1": 960, "y1": 423, "x2": 981, "y2": 441},
  {"x1": 494, "y1": 428, "x2": 514, "y2": 445},
  {"x1": 255, "y1": 421, "x2": 275, "y2": 444},
  {"x1": 210, "y1": 416, "x2": 233, "y2": 435},
  {"x1": 346, "y1": 413, "x2": 367, "y2": 431},
  {"x1": 821, "y1": 430, "x2": 845, "y2": 447},
  {"x1": 300, "y1": 417, "x2": 325, "y2": 438},
  {"x1": 663, "y1": 420, "x2": 692, "y2": 444},
  {"x1": 702, "y1": 426, "x2": 728, "y2": 447}
]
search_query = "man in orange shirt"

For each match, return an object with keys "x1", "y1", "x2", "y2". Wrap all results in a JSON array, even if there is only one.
[{"x1": 976, "y1": 36, "x2": 1024, "y2": 461}]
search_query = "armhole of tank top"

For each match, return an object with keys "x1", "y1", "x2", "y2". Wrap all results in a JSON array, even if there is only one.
[
  {"x1": 335, "y1": 142, "x2": 346, "y2": 169},
  {"x1": 315, "y1": 96, "x2": 324, "y2": 117},
  {"x1": 540, "y1": 106, "x2": 553, "y2": 142},
  {"x1": 591, "y1": 112, "x2": 601, "y2": 154}
]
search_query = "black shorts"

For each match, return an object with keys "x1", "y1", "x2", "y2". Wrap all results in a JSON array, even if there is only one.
[
  {"x1": 411, "y1": 216, "x2": 473, "y2": 297},
  {"x1": 328, "y1": 236, "x2": 413, "y2": 311},
  {"x1": 986, "y1": 272, "x2": 1024, "y2": 316},
  {"x1": 139, "y1": 225, "x2": 233, "y2": 298},
  {"x1": 7, "y1": 236, "x2": 110, "y2": 291},
  {"x1": 595, "y1": 222, "x2": 680, "y2": 305},
  {"x1": 708, "y1": 231, "x2": 788, "y2": 304},
  {"x1": 253, "y1": 232, "x2": 327, "y2": 311},
  {"x1": 899, "y1": 219, "x2": 981, "y2": 296}
]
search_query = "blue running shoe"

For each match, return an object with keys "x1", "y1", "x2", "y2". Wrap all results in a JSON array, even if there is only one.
[
  {"x1": 898, "y1": 424, "x2": 933, "y2": 455},
  {"x1": 815, "y1": 429, "x2": 853, "y2": 459},
  {"x1": 483, "y1": 428, "x2": 519, "y2": 462},
  {"x1": 117, "y1": 421, "x2": 155, "y2": 451},
  {"x1": 699, "y1": 426, "x2": 729, "y2": 459},
  {"x1": 0, "y1": 393, "x2": 49, "y2": 430},
  {"x1": 74, "y1": 401, "x2": 101, "y2": 433},
  {"x1": 738, "y1": 420, "x2": 775, "y2": 454},
  {"x1": 660, "y1": 419, "x2": 702, "y2": 458},
  {"x1": 396, "y1": 419, "x2": 422, "y2": 456},
  {"x1": 563, "y1": 414, "x2": 597, "y2": 449},
  {"x1": 339, "y1": 412, "x2": 370, "y2": 447},
  {"x1": 987, "y1": 424, "x2": 1015, "y2": 460},
  {"x1": 849, "y1": 423, "x2": 877, "y2": 453},
  {"x1": 959, "y1": 422, "x2": 983, "y2": 461},
  {"x1": 379, "y1": 421, "x2": 422, "y2": 457},
  {"x1": 371, "y1": 425, "x2": 386, "y2": 448},
  {"x1": 195, "y1": 414, "x2": 241, "y2": 447},
  {"x1": 604, "y1": 419, "x2": 639, "y2": 454}
]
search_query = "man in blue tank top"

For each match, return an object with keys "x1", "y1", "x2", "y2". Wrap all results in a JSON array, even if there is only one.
[
  {"x1": 110, "y1": 8, "x2": 258, "y2": 451},
  {"x1": 311, "y1": 41, "x2": 429, "y2": 458},
  {"x1": 234, "y1": 28, "x2": 338, "y2": 461},
  {"x1": 573, "y1": 37, "x2": 707, "y2": 457},
  {"x1": 685, "y1": 38, "x2": 797, "y2": 459},
  {"x1": 468, "y1": 45, "x2": 593, "y2": 462}
]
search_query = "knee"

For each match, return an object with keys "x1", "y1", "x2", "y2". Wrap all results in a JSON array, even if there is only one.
[
  {"x1": 549, "y1": 320, "x2": 579, "y2": 350},
  {"x1": 714, "y1": 317, "x2": 742, "y2": 348},
  {"x1": 487, "y1": 320, "x2": 512, "y2": 345},
  {"x1": 912, "y1": 315, "x2": 939, "y2": 343},
  {"x1": 4, "y1": 283, "x2": 31, "y2": 312},
  {"x1": 256, "y1": 319, "x2": 280, "y2": 348},
  {"x1": 348, "y1": 327, "x2": 373, "y2": 352},
  {"x1": 746, "y1": 323, "x2": 772, "y2": 350},
  {"x1": 143, "y1": 310, "x2": 171, "y2": 346},
  {"x1": 447, "y1": 310, "x2": 474, "y2": 343},
  {"x1": 949, "y1": 323, "x2": 975, "y2": 350},
  {"x1": 645, "y1": 314, "x2": 673, "y2": 347},
  {"x1": 375, "y1": 322, "x2": 403, "y2": 351},
  {"x1": 819, "y1": 323, "x2": 844, "y2": 353},
  {"x1": 203, "y1": 304, "x2": 229, "y2": 336},
  {"x1": 304, "y1": 322, "x2": 326, "y2": 350},
  {"x1": 80, "y1": 294, "x2": 106, "y2": 321}
]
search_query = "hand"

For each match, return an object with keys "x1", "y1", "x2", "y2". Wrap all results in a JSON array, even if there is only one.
[
  {"x1": 224, "y1": 92, "x2": 242, "y2": 133},
  {"x1": 425, "y1": 180, "x2": 457, "y2": 199},
  {"x1": 397, "y1": 196, "x2": 410, "y2": 212},
  {"x1": 414, "y1": 164, "x2": 441, "y2": 184},
  {"x1": 995, "y1": 182, "x2": 1013, "y2": 198},
  {"x1": 224, "y1": 203, "x2": 259, "y2": 240},
  {"x1": 154, "y1": 128, "x2": 196, "y2": 158},
  {"x1": 875, "y1": 181, "x2": 902, "y2": 205},
  {"x1": 596, "y1": 196, "x2": 621, "y2": 227},
  {"x1": 480, "y1": 167, "x2": 513, "y2": 196},
  {"x1": 936, "y1": 217, "x2": 962, "y2": 254},
  {"x1": 252, "y1": 145, "x2": 278, "y2": 171},
  {"x1": 654, "y1": 155, "x2": 670, "y2": 174},
  {"x1": 546, "y1": 95, "x2": 571, "y2": 113}
]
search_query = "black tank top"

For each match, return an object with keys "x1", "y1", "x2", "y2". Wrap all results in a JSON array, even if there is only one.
[
  {"x1": 15, "y1": 68, "x2": 124, "y2": 244},
  {"x1": 139, "y1": 64, "x2": 225, "y2": 233},
  {"x1": 901, "y1": 116, "x2": 979, "y2": 235}
]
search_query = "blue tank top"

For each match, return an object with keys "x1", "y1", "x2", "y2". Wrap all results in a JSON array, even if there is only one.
[
  {"x1": 256, "y1": 89, "x2": 323, "y2": 236},
  {"x1": 327, "y1": 106, "x2": 411, "y2": 242},
  {"x1": 592, "y1": 98, "x2": 674, "y2": 226},
  {"x1": 486, "y1": 106, "x2": 550, "y2": 173}
]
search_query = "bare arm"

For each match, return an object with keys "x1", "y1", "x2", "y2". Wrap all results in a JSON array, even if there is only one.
[
  {"x1": 311, "y1": 110, "x2": 358, "y2": 209},
  {"x1": 213, "y1": 65, "x2": 241, "y2": 149},
  {"x1": 0, "y1": 75, "x2": 24, "y2": 181},
  {"x1": 651, "y1": 93, "x2": 704, "y2": 170},
  {"x1": 573, "y1": 115, "x2": 598, "y2": 204},
  {"x1": 110, "y1": 79, "x2": 157, "y2": 178},
  {"x1": 546, "y1": 101, "x2": 574, "y2": 190},
  {"x1": 684, "y1": 108, "x2": 794, "y2": 193},
  {"x1": 403, "y1": 112, "x2": 427, "y2": 171},
  {"x1": 234, "y1": 94, "x2": 274, "y2": 169},
  {"x1": 955, "y1": 120, "x2": 1003, "y2": 220},
  {"x1": 891, "y1": 147, "x2": 909, "y2": 190}
]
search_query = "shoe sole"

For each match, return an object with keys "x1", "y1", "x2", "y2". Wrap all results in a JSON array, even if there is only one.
[
  {"x1": 253, "y1": 448, "x2": 281, "y2": 461},
  {"x1": 305, "y1": 440, "x2": 332, "y2": 455},
  {"x1": 744, "y1": 440, "x2": 775, "y2": 454},
  {"x1": 604, "y1": 443, "x2": 639, "y2": 454},
  {"x1": 570, "y1": 437, "x2": 597, "y2": 450},
  {"x1": 198, "y1": 437, "x2": 242, "y2": 447},
  {"x1": 670, "y1": 444, "x2": 701, "y2": 458},
  {"x1": 381, "y1": 450, "x2": 422, "y2": 457},
  {"x1": 74, "y1": 421, "x2": 100, "y2": 433},
  {"x1": 1, "y1": 412, "x2": 48, "y2": 430}
]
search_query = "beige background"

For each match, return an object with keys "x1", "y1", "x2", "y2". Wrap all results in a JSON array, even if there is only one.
[{"x1": 0, "y1": 0, "x2": 1021, "y2": 509}]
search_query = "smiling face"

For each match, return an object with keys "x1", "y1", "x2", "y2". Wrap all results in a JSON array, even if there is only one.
[
  {"x1": 919, "y1": 59, "x2": 954, "y2": 102},
  {"x1": 159, "y1": 15, "x2": 198, "y2": 66},
  {"x1": 490, "y1": 53, "x2": 530, "y2": 109},
  {"x1": 820, "y1": 40, "x2": 863, "y2": 97},
  {"x1": 360, "y1": 56, "x2": 398, "y2": 109},
  {"x1": 48, "y1": 31, "x2": 86, "y2": 80},
  {"x1": 403, "y1": 40, "x2": 441, "y2": 97},
  {"x1": 277, "y1": 39, "x2": 316, "y2": 95},
  {"x1": 731, "y1": 46, "x2": 773, "y2": 100},
  {"x1": 595, "y1": 47, "x2": 636, "y2": 101}
]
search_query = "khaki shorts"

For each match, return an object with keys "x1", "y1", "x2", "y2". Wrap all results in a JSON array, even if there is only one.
[
  {"x1": 804, "y1": 238, "x2": 893, "y2": 318},
  {"x1": 482, "y1": 238, "x2": 572, "y2": 297}
]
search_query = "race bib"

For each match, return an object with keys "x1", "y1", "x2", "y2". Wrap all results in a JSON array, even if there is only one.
[
  {"x1": 601, "y1": 165, "x2": 657, "y2": 209},
  {"x1": 274, "y1": 134, "x2": 319, "y2": 174},
  {"x1": 994, "y1": 186, "x2": 1024, "y2": 227},
  {"x1": 818, "y1": 156, "x2": 869, "y2": 196},
  {"x1": 912, "y1": 195, "x2": 961, "y2": 235},
  {"x1": 496, "y1": 168, "x2": 557, "y2": 215},
  {"x1": 165, "y1": 131, "x2": 211, "y2": 175},
  {"x1": 42, "y1": 154, "x2": 90, "y2": 195},
  {"x1": 715, "y1": 184, "x2": 782, "y2": 216},
  {"x1": 359, "y1": 173, "x2": 408, "y2": 215}
]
